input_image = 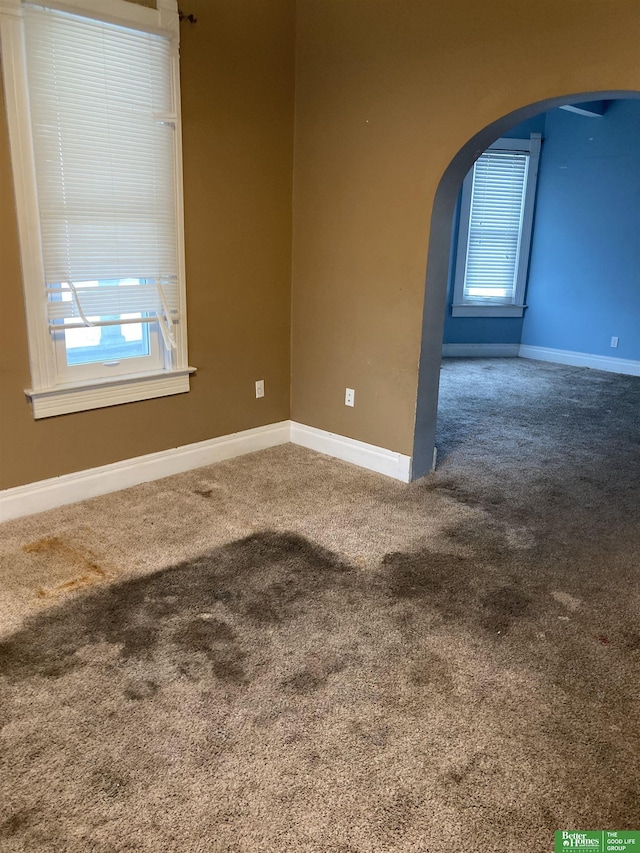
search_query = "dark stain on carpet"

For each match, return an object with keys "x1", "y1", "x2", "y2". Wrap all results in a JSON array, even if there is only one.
[
  {"x1": 174, "y1": 617, "x2": 246, "y2": 682},
  {"x1": 123, "y1": 679, "x2": 159, "y2": 701},
  {"x1": 0, "y1": 531, "x2": 352, "y2": 685},
  {"x1": 480, "y1": 585, "x2": 531, "y2": 633},
  {"x1": 0, "y1": 809, "x2": 37, "y2": 839},
  {"x1": 281, "y1": 668, "x2": 325, "y2": 693},
  {"x1": 91, "y1": 767, "x2": 130, "y2": 799},
  {"x1": 384, "y1": 549, "x2": 471, "y2": 602},
  {"x1": 118, "y1": 625, "x2": 159, "y2": 661},
  {"x1": 407, "y1": 651, "x2": 454, "y2": 693},
  {"x1": 1, "y1": 522, "x2": 639, "y2": 850},
  {"x1": 382, "y1": 540, "x2": 532, "y2": 635}
]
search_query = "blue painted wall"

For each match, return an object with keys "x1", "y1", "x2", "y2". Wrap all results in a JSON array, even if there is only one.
[
  {"x1": 522, "y1": 99, "x2": 640, "y2": 361},
  {"x1": 443, "y1": 114, "x2": 546, "y2": 345},
  {"x1": 444, "y1": 101, "x2": 640, "y2": 362}
]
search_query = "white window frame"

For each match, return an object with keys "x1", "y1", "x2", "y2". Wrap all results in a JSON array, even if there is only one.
[
  {"x1": 452, "y1": 134, "x2": 542, "y2": 318},
  {"x1": 0, "y1": 0, "x2": 194, "y2": 418}
]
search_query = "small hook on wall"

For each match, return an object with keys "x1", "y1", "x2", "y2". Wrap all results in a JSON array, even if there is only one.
[{"x1": 178, "y1": 10, "x2": 198, "y2": 24}]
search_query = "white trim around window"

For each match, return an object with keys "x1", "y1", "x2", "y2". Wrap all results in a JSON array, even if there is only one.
[
  {"x1": 0, "y1": 0, "x2": 195, "y2": 418},
  {"x1": 452, "y1": 134, "x2": 542, "y2": 319}
]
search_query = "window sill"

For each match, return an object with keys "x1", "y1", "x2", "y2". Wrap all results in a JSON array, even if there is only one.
[
  {"x1": 451, "y1": 304, "x2": 526, "y2": 318},
  {"x1": 25, "y1": 367, "x2": 196, "y2": 419}
]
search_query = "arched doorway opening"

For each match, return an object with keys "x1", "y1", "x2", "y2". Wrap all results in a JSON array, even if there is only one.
[{"x1": 412, "y1": 90, "x2": 640, "y2": 479}]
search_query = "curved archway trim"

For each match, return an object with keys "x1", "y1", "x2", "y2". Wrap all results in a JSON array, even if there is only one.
[{"x1": 412, "y1": 89, "x2": 640, "y2": 479}]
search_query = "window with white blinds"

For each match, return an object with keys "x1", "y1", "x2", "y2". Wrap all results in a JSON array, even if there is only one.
[
  {"x1": 24, "y1": 5, "x2": 178, "y2": 289},
  {"x1": 464, "y1": 151, "x2": 528, "y2": 301},
  {"x1": 0, "y1": 0, "x2": 191, "y2": 417},
  {"x1": 452, "y1": 135, "x2": 541, "y2": 318}
]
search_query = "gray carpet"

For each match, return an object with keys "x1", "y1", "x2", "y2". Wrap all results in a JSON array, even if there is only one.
[{"x1": 0, "y1": 358, "x2": 638, "y2": 851}]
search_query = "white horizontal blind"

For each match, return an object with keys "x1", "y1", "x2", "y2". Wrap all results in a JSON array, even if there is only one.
[
  {"x1": 46, "y1": 279, "x2": 179, "y2": 349},
  {"x1": 463, "y1": 151, "x2": 529, "y2": 302},
  {"x1": 23, "y1": 4, "x2": 178, "y2": 293},
  {"x1": 46, "y1": 282, "x2": 179, "y2": 324}
]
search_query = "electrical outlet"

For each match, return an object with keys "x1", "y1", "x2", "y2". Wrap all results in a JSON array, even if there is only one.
[
  {"x1": 610, "y1": 336, "x2": 619, "y2": 348},
  {"x1": 255, "y1": 379, "x2": 264, "y2": 398},
  {"x1": 345, "y1": 388, "x2": 355, "y2": 407}
]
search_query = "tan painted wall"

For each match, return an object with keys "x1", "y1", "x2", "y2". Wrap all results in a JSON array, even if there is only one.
[
  {"x1": 3, "y1": 0, "x2": 640, "y2": 491},
  {"x1": 291, "y1": 0, "x2": 640, "y2": 456},
  {"x1": 0, "y1": 0, "x2": 295, "y2": 489}
]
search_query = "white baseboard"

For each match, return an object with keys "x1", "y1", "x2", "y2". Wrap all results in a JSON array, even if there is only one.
[
  {"x1": 0, "y1": 421, "x2": 290, "y2": 523},
  {"x1": 4, "y1": 339, "x2": 636, "y2": 523},
  {"x1": 0, "y1": 420, "x2": 413, "y2": 522},
  {"x1": 442, "y1": 342, "x2": 640, "y2": 377},
  {"x1": 290, "y1": 422, "x2": 412, "y2": 483},
  {"x1": 442, "y1": 343, "x2": 520, "y2": 358},
  {"x1": 518, "y1": 345, "x2": 640, "y2": 377}
]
